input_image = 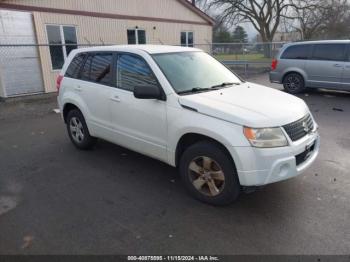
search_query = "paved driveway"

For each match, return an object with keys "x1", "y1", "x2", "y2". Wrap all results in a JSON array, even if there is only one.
[{"x1": 0, "y1": 78, "x2": 349, "y2": 255}]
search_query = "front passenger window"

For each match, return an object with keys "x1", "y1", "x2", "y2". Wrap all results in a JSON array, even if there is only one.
[{"x1": 116, "y1": 54, "x2": 158, "y2": 92}]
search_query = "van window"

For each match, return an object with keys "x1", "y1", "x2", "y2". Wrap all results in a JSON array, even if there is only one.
[
  {"x1": 311, "y1": 44, "x2": 346, "y2": 61},
  {"x1": 65, "y1": 53, "x2": 86, "y2": 79},
  {"x1": 281, "y1": 45, "x2": 311, "y2": 60},
  {"x1": 116, "y1": 54, "x2": 158, "y2": 92},
  {"x1": 79, "y1": 53, "x2": 113, "y2": 85}
]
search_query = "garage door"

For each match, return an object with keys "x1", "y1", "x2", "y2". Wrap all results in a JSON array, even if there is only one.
[{"x1": 0, "y1": 10, "x2": 44, "y2": 97}]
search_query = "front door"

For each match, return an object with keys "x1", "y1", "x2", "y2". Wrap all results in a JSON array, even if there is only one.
[
  {"x1": 109, "y1": 53, "x2": 168, "y2": 162},
  {"x1": 305, "y1": 43, "x2": 347, "y2": 89}
]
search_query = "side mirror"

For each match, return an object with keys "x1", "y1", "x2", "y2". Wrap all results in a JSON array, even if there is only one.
[{"x1": 134, "y1": 85, "x2": 163, "y2": 100}]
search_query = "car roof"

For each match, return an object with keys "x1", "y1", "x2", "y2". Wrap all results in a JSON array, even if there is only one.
[
  {"x1": 73, "y1": 45, "x2": 202, "y2": 55},
  {"x1": 284, "y1": 40, "x2": 350, "y2": 47}
]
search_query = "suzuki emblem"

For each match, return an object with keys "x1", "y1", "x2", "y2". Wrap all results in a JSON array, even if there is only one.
[{"x1": 302, "y1": 121, "x2": 310, "y2": 133}]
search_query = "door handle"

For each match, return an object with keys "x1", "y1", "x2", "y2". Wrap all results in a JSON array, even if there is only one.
[
  {"x1": 110, "y1": 95, "x2": 121, "y2": 102},
  {"x1": 74, "y1": 86, "x2": 82, "y2": 92},
  {"x1": 333, "y1": 64, "x2": 343, "y2": 68}
]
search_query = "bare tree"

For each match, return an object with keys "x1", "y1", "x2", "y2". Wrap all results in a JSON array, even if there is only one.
[
  {"x1": 321, "y1": 0, "x2": 350, "y2": 39},
  {"x1": 198, "y1": 0, "x2": 308, "y2": 56},
  {"x1": 289, "y1": 0, "x2": 350, "y2": 40},
  {"x1": 200, "y1": 0, "x2": 299, "y2": 43}
]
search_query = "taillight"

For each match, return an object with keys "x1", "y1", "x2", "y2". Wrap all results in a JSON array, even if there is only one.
[
  {"x1": 271, "y1": 59, "x2": 278, "y2": 71},
  {"x1": 56, "y1": 75, "x2": 64, "y2": 94}
]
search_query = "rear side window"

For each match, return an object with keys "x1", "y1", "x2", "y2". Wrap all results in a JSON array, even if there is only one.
[
  {"x1": 281, "y1": 45, "x2": 311, "y2": 60},
  {"x1": 80, "y1": 55, "x2": 92, "y2": 81},
  {"x1": 65, "y1": 53, "x2": 86, "y2": 79},
  {"x1": 79, "y1": 53, "x2": 113, "y2": 85},
  {"x1": 311, "y1": 44, "x2": 347, "y2": 61},
  {"x1": 116, "y1": 54, "x2": 158, "y2": 92},
  {"x1": 90, "y1": 54, "x2": 113, "y2": 85}
]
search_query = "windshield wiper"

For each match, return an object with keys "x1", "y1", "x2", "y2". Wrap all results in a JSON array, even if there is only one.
[
  {"x1": 178, "y1": 87, "x2": 220, "y2": 95},
  {"x1": 210, "y1": 82, "x2": 241, "y2": 89},
  {"x1": 178, "y1": 82, "x2": 241, "y2": 95}
]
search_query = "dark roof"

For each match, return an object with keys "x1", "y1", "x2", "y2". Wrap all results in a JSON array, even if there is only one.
[{"x1": 176, "y1": 0, "x2": 215, "y2": 25}]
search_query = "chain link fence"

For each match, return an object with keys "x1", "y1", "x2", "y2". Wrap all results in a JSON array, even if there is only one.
[
  {"x1": 195, "y1": 42, "x2": 287, "y2": 78},
  {"x1": 0, "y1": 42, "x2": 287, "y2": 97}
]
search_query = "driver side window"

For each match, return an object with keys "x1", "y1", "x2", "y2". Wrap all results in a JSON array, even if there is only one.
[{"x1": 116, "y1": 54, "x2": 159, "y2": 92}]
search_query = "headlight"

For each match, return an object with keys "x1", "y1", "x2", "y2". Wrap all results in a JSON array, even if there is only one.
[{"x1": 243, "y1": 127, "x2": 288, "y2": 148}]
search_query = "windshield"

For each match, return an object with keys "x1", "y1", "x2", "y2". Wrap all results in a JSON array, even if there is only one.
[{"x1": 152, "y1": 51, "x2": 242, "y2": 94}]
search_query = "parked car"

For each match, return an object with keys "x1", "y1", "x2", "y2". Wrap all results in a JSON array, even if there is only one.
[
  {"x1": 270, "y1": 40, "x2": 350, "y2": 93},
  {"x1": 57, "y1": 45, "x2": 320, "y2": 205}
]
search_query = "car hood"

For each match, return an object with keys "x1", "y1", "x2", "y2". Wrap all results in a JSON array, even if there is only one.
[{"x1": 178, "y1": 82, "x2": 309, "y2": 128}]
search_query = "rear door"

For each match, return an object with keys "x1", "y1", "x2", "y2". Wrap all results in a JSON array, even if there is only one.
[
  {"x1": 77, "y1": 52, "x2": 114, "y2": 134},
  {"x1": 305, "y1": 43, "x2": 347, "y2": 89},
  {"x1": 341, "y1": 44, "x2": 350, "y2": 90}
]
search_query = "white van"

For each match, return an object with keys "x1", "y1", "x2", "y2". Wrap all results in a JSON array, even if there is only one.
[{"x1": 57, "y1": 45, "x2": 320, "y2": 205}]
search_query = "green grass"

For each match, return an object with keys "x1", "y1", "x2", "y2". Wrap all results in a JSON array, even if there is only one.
[{"x1": 214, "y1": 53, "x2": 272, "y2": 62}]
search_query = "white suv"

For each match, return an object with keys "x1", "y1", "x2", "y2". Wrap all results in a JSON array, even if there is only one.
[{"x1": 57, "y1": 45, "x2": 320, "y2": 205}]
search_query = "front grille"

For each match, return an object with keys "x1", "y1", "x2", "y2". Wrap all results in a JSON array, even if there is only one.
[{"x1": 283, "y1": 114, "x2": 314, "y2": 142}]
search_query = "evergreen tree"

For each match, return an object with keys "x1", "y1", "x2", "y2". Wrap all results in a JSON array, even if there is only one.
[{"x1": 232, "y1": 26, "x2": 248, "y2": 43}]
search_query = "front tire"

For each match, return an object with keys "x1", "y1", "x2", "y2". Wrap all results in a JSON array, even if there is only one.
[
  {"x1": 66, "y1": 109, "x2": 97, "y2": 150},
  {"x1": 179, "y1": 141, "x2": 240, "y2": 206},
  {"x1": 283, "y1": 73, "x2": 305, "y2": 94}
]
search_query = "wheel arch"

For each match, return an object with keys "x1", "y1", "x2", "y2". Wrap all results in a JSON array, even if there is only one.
[
  {"x1": 282, "y1": 70, "x2": 306, "y2": 84},
  {"x1": 175, "y1": 133, "x2": 236, "y2": 171},
  {"x1": 63, "y1": 103, "x2": 82, "y2": 123}
]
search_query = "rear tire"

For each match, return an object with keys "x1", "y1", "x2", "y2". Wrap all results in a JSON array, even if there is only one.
[
  {"x1": 179, "y1": 141, "x2": 240, "y2": 206},
  {"x1": 283, "y1": 73, "x2": 305, "y2": 94},
  {"x1": 66, "y1": 109, "x2": 97, "y2": 150}
]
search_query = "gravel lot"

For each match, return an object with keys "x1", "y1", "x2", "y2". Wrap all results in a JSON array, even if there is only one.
[{"x1": 0, "y1": 75, "x2": 349, "y2": 255}]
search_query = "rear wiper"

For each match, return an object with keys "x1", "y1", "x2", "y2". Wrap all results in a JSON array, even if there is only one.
[
  {"x1": 210, "y1": 82, "x2": 241, "y2": 89},
  {"x1": 178, "y1": 87, "x2": 219, "y2": 95}
]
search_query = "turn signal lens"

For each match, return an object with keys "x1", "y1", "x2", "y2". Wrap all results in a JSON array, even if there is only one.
[{"x1": 244, "y1": 127, "x2": 256, "y2": 140}]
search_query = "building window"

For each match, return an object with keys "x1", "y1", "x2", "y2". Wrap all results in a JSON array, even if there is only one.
[
  {"x1": 181, "y1": 32, "x2": 194, "y2": 47},
  {"x1": 127, "y1": 29, "x2": 146, "y2": 45},
  {"x1": 46, "y1": 25, "x2": 77, "y2": 70}
]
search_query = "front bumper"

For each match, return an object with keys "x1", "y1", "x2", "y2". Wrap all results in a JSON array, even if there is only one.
[{"x1": 229, "y1": 131, "x2": 320, "y2": 186}]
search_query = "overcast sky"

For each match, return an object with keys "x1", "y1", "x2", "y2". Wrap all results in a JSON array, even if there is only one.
[{"x1": 196, "y1": 1, "x2": 258, "y2": 41}]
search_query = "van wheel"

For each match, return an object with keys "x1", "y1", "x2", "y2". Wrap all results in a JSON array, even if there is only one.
[
  {"x1": 66, "y1": 109, "x2": 97, "y2": 150},
  {"x1": 283, "y1": 73, "x2": 305, "y2": 94},
  {"x1": 179, "y1": 141, "x2": 240, "y2": 206}
]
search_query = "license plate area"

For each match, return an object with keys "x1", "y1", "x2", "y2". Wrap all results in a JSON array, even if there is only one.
[{"x1": 295, "y1": 141, "x2": 316, "y2": 166}]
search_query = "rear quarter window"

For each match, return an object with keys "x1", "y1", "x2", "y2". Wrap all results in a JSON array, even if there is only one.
[
  {"x1": 281, "y1": 45, "x2": 311, "y2": 60},
  {"x1": 65, "y1": 53, "x2": 86, "y2": 79}
]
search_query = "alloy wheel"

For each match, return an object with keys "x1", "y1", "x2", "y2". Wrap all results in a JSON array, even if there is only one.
[
  {"x1": 70, "y1": 117, "x2": 85, "y2": 144},
  {"x1": 188, "y1": 156, "x2": 225, "y2": 197},
  {"x1": 285, "y1": 75, "x2": 301, "y2": 91}
]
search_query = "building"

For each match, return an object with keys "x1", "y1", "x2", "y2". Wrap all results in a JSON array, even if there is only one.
[
  {"x1": 0, "y1": 0, "x2": 214, "y2": 98},
  {"x1": 254, "y1": 31, "x2": 301, "y2": 43},
  {"x1": 273, "y1": 31, "x2": 301, "y2": 42}
]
